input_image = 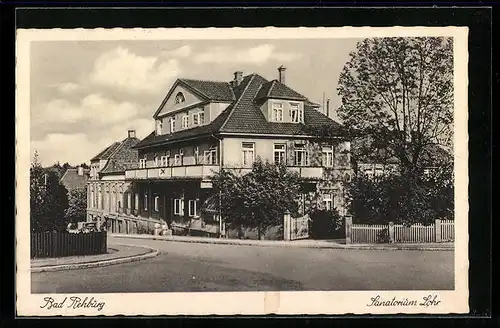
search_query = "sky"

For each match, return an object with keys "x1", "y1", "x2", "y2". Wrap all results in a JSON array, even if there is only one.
[{"x1": 30, "y1": 38, "x2": 362, "y2": 167}]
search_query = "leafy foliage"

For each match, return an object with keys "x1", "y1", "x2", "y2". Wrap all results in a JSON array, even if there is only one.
[
  {"x1": 338, "y1": 37, "x2": 454, "y2": 175},
  {"x1": 309, "y1": 208, "x2": 344, "y2": 239},
  {"x1": 345, "y1": 169, "x2": 454, "y2": 226},
  {"x1": 30, "y1": 151, "x2": 69, "y2": 232},
  {"x1": 211, "y1": 159, "x2": 302, "y2": 239},
  {"x1": 65, "y1": 187, "x2": 88, "y2": 223}
]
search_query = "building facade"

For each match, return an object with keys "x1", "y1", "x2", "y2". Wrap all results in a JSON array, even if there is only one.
[{"x1": 87, "y1": 67, "x2": 353, "y2": 237}]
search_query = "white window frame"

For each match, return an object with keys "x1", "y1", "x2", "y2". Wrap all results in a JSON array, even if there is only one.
[
  {"x1": 290, "y1": 103, "x2": 303, "y2": 123},
  {"x1": 188, "y1": 199, "x2": 199, "y2": 217},
  {"x1": 272, "y1": 103, "x2": 283, "y2": 122},
  {"x1": 182, "y1": 115, "x2": 189, "y2": 129},
  {"x1": 156, "y1": 120, "x2": 163, "y2": 135},
  {"x1": 154, "y1": 195, "x2": 160, "y2": 212},
  {"x1": 170, "y1": 117, "x2": 176, "y2": 133},
  {"x1": 323, "y1": 194, "x2": 333, "y2": 211},
  {"x1": 274, "y1": 144, "x2": 286, "y2": 164},
  {"x1": 242, "y1": 142, "x2": 255, "y2": 167},
  {"x1": 173, "y1": 198, "x2": 184, "y2": 216},
  {"x1": 161, "y1": 155, "x2": 168, "y2": 167},
  {"x1": 204, "y1": 145, "x2": 218, "y2": 165},
  {"x1": 139, "y1": 158, "x2": 147, "y2": 169},
  {"x1": 293, "y1": 145, "x2": 309, "y2": 166},
  {"x1": 154, "y1": 156, "x2": 160, "y2": 167},
  {"x1": 322, "y1": 145, "x2": 334, "y2": 167},
  {"x1": 175, "y1": 92, "x2": 185, "y2": 104}
]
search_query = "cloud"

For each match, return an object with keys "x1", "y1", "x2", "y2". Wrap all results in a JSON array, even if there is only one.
[
  {"x1": 89, "y1": 46, "x2": 181, "y2": 94},
  {"x1": 193, "y1": 44, "x2": 302, "y2": 65},
  {"x1": 33, "y1": 94, "x2": 142, "y2": 126},
  {"x1": 55, "y1": 82, "x2": 80, "y2": 94},
  {"x1": 31, "y1": 133, "x2": 98, "y2": 166},
  {"x1": 161, "y1": 45, "x2": 191, "y2": 58}
]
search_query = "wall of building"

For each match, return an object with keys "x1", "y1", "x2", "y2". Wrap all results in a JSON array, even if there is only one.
[
  {"x1": 138, "y1": 139, "x2": 219, "y2": 167},
  {"x1": 156, "y1": 84, "x2": 204, "y2": 118}
]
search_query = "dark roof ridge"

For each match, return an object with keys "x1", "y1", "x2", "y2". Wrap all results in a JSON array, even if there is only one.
[{"x1": 220, "y1": 74, "x2": 257, "y2": 131}]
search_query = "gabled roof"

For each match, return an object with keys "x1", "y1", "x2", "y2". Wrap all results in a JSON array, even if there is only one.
[
  {"x1": 90, "y1": 142, "x2": 121, "y2": 161},
  {"x1": 60, "y1": 168, "x2": 90, "y2": 191},
  {"x1": 99, "y1": 137, "x2": 140, "y2": 174},
  {"x1": 135, "y1": 73, "x2": 344, "y2": 150},
  {"x1": 254, "y1": 79, "x2": 308, "y2": 102},
  {"x1": 178, "y1": 79, "x2": 235, "y2": 102}
]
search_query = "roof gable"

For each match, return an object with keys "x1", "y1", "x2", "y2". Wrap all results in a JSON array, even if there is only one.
[
  {"x1": 100, "y1": 137, "x2": 140, "y2": 174},
  {"x1": 90, "y1": 142, "x2": 121, "y2": 161},
  {"x1": 60, "y1": 168, "x2": 90, "y2": 191},
  {"x1": 254, "y1": 79, "x2": 307, "y2": 102}
]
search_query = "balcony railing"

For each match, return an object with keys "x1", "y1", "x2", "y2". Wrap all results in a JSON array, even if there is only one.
[{"x1": 125, "y1": 165, "x2": 220, "y2": 180}]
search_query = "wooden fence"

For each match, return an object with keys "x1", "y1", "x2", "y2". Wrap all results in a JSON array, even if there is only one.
[
  {"x1": 31, "y1": 231, "x2": 107, "y2": 258},
  {"x1": 345, "y1": 218, "x2": 454, "y2": 244}
]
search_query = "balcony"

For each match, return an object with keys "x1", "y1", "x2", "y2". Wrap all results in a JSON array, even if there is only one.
[
  {"x1": 227, "y1": 166, "x2": 323, "y2": 179},
  {"x1": 125, "y1": 165, "x2": 220, "y2": 180}
]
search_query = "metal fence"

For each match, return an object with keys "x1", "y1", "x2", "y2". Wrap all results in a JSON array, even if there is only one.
[{"x1": 31, "y1": 231, "x2": 107, "y2": 258}]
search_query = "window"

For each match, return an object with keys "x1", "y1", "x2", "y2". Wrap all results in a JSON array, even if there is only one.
[
  {"x1": 182, "y1": 115, "x2": 189, "y2": 128},
  {"x1": 290, "y1": 103, "x2": 304, "y2": 123},
  {"x1": 175, "y1": 92, "x2": 185, "y2": 104},
  {"x1": 127, "y1": 193, "x2": 132, "y2": 209},
  {"x1": 365, "y1": 168, "x2": 374, "y2": 179},
  {"x1": 188, "y1": 199, "x2": 199, "y2": 217},
  {"x1": 204, "y1": 145, "x2": 218, "y2": 165},
  {"x1": 134, "y1": 193, "x2": 139, "y2": 211},
  {"x1": 322, "y1": 146, "x2": 334, "y2": 167},
  {"x1": 154, "y1": 156, "x2": 160, "y2": 167},
  {"x1": 343, "y1": 173, "x2": 351, "y2": 183},
  {"x1": 274, "y1": 144, "x2": 286, "y2": 164},
  {"x1": 242, "y1": 142, "x2": 255, "y2": 166},
  {"x1": 272, "y1": 103, "x2": 283, "y2": 122},
  {"x1": 375, "y1": 168, "x2": 384, "y2": 177},
  {"x1": 194, "y1": 146, "x2": 199, "y2": 163},
  {"x1": 322, "y1": 194, "x2": 333, "y2": 211},
  {"x1": 293, "y1": 144, "x2": 309, "y2": 166},
  {"x1": 170, "y1": 117, "x2": 176, "y2": 133},
  {"x1": 173, "y1": 198, "x2": 184, "y2": 216},
  {"x1": 156, "y1": 120, "x2": 163, "y2": 135},
  {"x1": 161, "y1": 155, "x2": 168, "y2": 167},
  {"x1": 154, "y1": 196, "x2": 160, "y2": 212},
  {"x1": 144, "y1": 193, "x2": 148, "y2": 211},
  {"x1": 175, "y1": 149, "x2": 183, "y2": 166},
  {"x1": 139, "y1": 158, "x2": 147, "y2": 169},
  {"x1": 192, "y1": 112, "x2": 205, "y2": 126}
]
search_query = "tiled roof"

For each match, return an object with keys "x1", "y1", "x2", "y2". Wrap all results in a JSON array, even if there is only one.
[
  {"x1": 254, "y1": 79, "x2": 307, "y2": 101},
  {"x1": 135, "y1": 73, "x2": 344, "y2": 149},
  {"x1": 90, "y1": 142, "x2": 121, "y2": 161},
  {"x1": 60, "y1": 168, "x2": 90, "y2": 191},
  {"x1": 100, "y1": 137, "x2": 140, "y2": 174},
  {"x1": 179, "y1": 79, "x2": 235, "y2": 102}
]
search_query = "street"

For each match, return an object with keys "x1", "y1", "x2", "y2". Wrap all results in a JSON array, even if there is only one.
[{"x1": 31, "y1": 237, "x2": 454, "y2": 293}]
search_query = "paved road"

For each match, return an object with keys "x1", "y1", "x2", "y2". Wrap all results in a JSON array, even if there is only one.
[{"x1": 31, "y1": 237, "x2": 454, "y2": 293}]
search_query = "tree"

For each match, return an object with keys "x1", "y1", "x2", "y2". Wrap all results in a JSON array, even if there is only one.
[
  {"x1": 337, "y1": 37, "x2": 453, "y2": 176},
  {"x1": 65, "y1": 187, "x2": 88, "y2": 223},
  {"x1": 211, "y1": 159, "x2": 302, "y2": 239},
  {"x1": 30, "y1": 151, "x2": 70, "y2": 232}
]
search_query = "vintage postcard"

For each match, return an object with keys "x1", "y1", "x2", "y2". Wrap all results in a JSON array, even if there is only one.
[{"x1": 16, "y1": 26, "x2": 469, "y2": 316}]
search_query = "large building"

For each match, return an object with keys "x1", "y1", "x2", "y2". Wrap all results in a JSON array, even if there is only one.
[{"x1": 87, "y1": 67, "x2": 353, "y2": 237}]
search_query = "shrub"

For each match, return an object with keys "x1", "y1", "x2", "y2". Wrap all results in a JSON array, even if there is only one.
[{"x1": 309, "y1": 209, "x2": 344, "y2": 239}]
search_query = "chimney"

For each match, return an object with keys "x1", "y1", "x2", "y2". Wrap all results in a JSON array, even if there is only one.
[
  {"x1": 278, "y1": 65, "x2": 286, "y2": 84},
  {"x1": 128, "y1": 129, "x2": 136, "y2": 138},
  {"x1": 77, "y1": 166, "x2": 84, "y2": 176},
  {"x1": 233, "y1": 71, "x2": 243, "y2": 87},
  {"x1": 326, "y1": 99, "x2": 330, "y2": 118}
]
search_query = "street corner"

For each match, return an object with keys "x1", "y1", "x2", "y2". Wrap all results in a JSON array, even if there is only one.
[{"x1": 31, "y1": 244, "x2": 160, "y2": 273}]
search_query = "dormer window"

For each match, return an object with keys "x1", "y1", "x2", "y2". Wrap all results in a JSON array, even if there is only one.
[
  {"x1": 170, "y1": 117, "x2": 176, "y2": 133},
  {"x1": 156, "y1": 120, "x2": 163, "y2": 135},
  {"x1": 272, "y1": 103, "x2": 283, "y2": 122},
  {"x1": 290, "y1": 103, "x2": 303, "y2": 123},
  {"x1": 175, "y1": 92, "x2": 185, "y2": 104},
  {"x1": 192, "y1": 112, "x2": 204, "y2": 126},
  {"x1": 182, "y1": 115, "x2": 189, "y2": 129}
]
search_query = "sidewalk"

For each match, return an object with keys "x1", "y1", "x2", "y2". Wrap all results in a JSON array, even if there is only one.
[
  {"x1": 109, "y1": 233, "x2": 454, "y2": 251},
  {"x1": 31, "y1": 244, "x2": 159, "y2": 272}
]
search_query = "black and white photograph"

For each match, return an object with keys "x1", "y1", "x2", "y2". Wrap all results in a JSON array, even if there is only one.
[{"x1": 16, "y1": 26, "x2": 469, "y2": 315}]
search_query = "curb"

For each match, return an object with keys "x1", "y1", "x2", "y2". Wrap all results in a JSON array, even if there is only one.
[
  {"x1": 31, "y1": 245, "x2": 160, "y2": 273},
  {"x1": 109, "y1": 234, "x2": 454, "y2": 252}
]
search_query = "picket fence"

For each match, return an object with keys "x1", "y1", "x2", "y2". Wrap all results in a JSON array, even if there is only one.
[
  {"x1": 349, "y1": 219, "x2": 454, "y2": 244},
  {"x1": 31, "y1": 231, "x2": 107, "y2": 258}
]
